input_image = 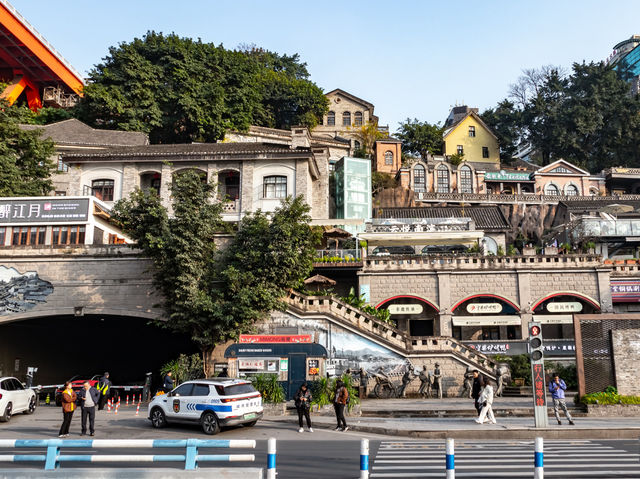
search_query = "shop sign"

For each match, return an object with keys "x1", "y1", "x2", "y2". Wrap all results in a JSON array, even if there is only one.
[
  {"x1": 453, "y1": 316, "x2": 520, "y2": 326},
  {"x1": 611, "y1": 281, "x2": 640, "y2": 303},
  {"x1": 267, "y1": 360, "x2": 278, "y2": 372},
  {"x1": 279, "y1": 358, "x2": 288, "y2": 371},
  {"x1": 308, "y1": 359, "x2": 319, "y2": 376},
  {"x1": 546, "y1": 302, "x2": 583, "y2": 313},
  {"x1": 388, "y1": 304, "x2": 423, "y2": 315},
  {"x1": 238, "y1": 359, "x2": 264, "y2": 370},
  {"x1": 466, "y1": 303, "x2": 503, "y2": 314},
  {"x1": 239, "y1": 335, "x2": 312, "y2": 344},
  {"x1": 463, "y1": 340, "x2": 575, "y2": 356},
  {"x1": 484, "y1": 171, "x2": 532, "y2": 181},
  {"x1": 0, "y1": 198, "x2": 90, "y2": 224},
  {"x1": 532, "y1": 314, "x2": 573, "y2": 325}
]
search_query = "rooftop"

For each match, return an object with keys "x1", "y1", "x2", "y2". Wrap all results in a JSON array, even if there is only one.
[
  {"x1": 20, "y1": 119, "x2": 148, "y2": 147},
  {"x1": 372, "y1": 206, "x2": 510, "y2": 231}
]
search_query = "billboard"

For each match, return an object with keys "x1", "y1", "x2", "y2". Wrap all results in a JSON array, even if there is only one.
[{"x1": 0, "y1": 198, "x2": 90, "y2": 224}]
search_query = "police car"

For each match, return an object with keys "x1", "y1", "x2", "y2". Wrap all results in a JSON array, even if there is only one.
[{"x1": 148, "y1": 378, "x2": 263, "y2": 435}]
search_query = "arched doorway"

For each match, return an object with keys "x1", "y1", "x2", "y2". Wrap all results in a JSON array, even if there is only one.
[
  {"x1": 140, "y1": 171, "x2": 161, "y2": 194},
  {"x1": 376, "y1": 296, "x2": 439, "y2": 336},
  {"x1": 451, "y1": 295, "x2": 521, "y2": 341},
  {"x1": 532, "y1": 293, "x2": 600, "y2": 339}
]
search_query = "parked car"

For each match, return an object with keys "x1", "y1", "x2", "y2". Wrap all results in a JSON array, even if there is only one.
[
  {"x1": 371, "y1": 245, "x2": 415, "y2": 256},
  {"x1": 0, "y1": 376, "x2": 36, "y2": 422},
  {"x1": 148, "y1": 378, "x2": 263, "y2": 435}
]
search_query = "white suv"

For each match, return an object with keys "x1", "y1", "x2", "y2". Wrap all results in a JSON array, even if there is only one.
[
  {"x1": 148, "y1": 379, "x2": 263, "y2": 435},
  {"x1": 0, "y1": 377, "x2": 36, "y2": 422}
]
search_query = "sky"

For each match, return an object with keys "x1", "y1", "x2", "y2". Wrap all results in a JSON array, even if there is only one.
[{"x1": 8, "y1": 0, "x2": 640, "y2": 132}]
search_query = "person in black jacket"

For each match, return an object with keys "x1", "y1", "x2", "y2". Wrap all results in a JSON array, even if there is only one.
[
  {"x1": 294, "y1": 383, "x2": 313, "y2": 433},
  {"x1": 471, "y1": 370, "x2": 484, "y2": 416},
  {"x1": 96, "y1": 372, "x2": 111, "y2": 411},
  {"x1": 78, "y1": 382, "x2": 100, "y2": 436},
  {"x1": 163, "y1": 372, "x2": 174, "y2": 393}
]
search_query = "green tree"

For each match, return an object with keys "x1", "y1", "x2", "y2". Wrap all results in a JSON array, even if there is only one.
[
  {"x1": 0, "y1": 101, "x2": 55, "y2": 196},
  {"x1": 480, "y1": 99, "x2": 523, "y2": 162},
  {"x1": 396, "y1": 119, "x2": 444, "y2": 160},
  {"x1": 372, "y1": 171, "x2": 397, "y2": 196},
  {"x1": 349, "y1": 121, "x2": 387, "y2": 158},
  {"x1": 448, "y1": 152, "x2": 465, "y2": 166}
]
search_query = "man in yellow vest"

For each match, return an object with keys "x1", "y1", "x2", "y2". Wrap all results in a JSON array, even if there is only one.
[{"x1": 96, "y1": 372, "x2": 111, "y2": 411}]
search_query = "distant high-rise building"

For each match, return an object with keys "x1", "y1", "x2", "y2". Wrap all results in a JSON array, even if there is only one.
[{"x1": 607, "y1": 35, "x2": 640, "y2": 94}]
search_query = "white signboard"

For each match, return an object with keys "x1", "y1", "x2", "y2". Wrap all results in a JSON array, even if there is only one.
[
  {"x1": 466, "y1": 303, "x2": 503, "y2": 314},
  {"x1": 546, "y1": 302, "x2": 583, "y2": 313},
  {"x1": 238, "y1": 359, "x2": 265, "y2": 370},
  {"x1": 388, "y1": 304, "x2": 424, "y2": 315},
  {"x1": 533, "y1": 314, "x2": 574, "y2": 325},
  {"x1": 452, "y1": 316, "x2": 521, "y2": 326}
]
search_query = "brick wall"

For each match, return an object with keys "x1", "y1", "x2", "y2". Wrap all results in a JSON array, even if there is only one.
[{"x1": 611, "y1": 329, "x2": 640, "y2": 396}]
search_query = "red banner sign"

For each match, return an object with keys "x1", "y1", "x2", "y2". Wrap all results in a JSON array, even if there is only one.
[
  {"x1": 239, "y1": 335, "x2": 312, "y2": 344},
  {"x1": 532, "y1": 363, "x2": 547, "y2": 407}
]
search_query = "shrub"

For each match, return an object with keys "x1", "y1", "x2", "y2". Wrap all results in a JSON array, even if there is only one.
[
  {"x1": 310, "y1": 373, "x2": 360, "y2": 412},
  {"x1": 160, "y1": 353, "x2": 204, "y2": 385},
  {"x1": 250, "y1": 374, "x2": 285, "y2": 403},
  {"x1": 545, "y1": 361, "x2": 578, "y2": 389},
  {"x1": 580, "y1": 391, "x2": 640, "y2": 405}
]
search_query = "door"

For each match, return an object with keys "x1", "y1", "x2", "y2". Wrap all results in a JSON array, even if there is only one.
[
  {"x1": 11, "y1": 379, "x2": 27, "y2": 412},
  {"x1": 288, "y1": 354, "x2": 307, "y2": 401},
  {"x1": 165, "y1": 383, "x2": 193, "y2": 420}
]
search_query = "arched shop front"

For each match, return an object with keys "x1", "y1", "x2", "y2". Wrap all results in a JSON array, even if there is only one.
[
  {"x1": 376, "y1": 296, "x2": 440, "y2": 336},
  {"x1": 451, "y1": 295, "x2": 521, "y2": 341},
  {"x1": 532, "y1": 293, "x2": 600, "y2": 339}
]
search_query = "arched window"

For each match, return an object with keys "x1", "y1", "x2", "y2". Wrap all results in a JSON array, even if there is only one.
[
  {"x1": 565, "y1": 184, "x2": 579, "y2": 196},
  {"x1": 545, "y1": 183, "x2": 560, "y2": 195},
  {"x1": 589, "y1": 187, "x2": 599, "y2": 196},
  {"x1": 91, "y1": 179, "x2": 114, "y2": 201},
  {"x1": 436, "y1": 165, "x2": 450, "y2": 193},
  {"x1": 354, "y1": 111, "x2": 363, "y2": 126},
  {"x1": 263, "y1": 175, "x2": 287, "y2": 199},
  {"x1": 459, "y1": 165, "x2": 473, "y2": 193},
  {"x1": 342, "y1": 111, "x2": 351, "y2": 126},
  {"x1": 327, "y1": 111, "x2": 335, "y2": 126},
  {"x1": 413, "y1": 164, "x2": 426, "y2": 192},
  {"x1": 384, "y1": 151, "x2": 394, "y2": 165}
]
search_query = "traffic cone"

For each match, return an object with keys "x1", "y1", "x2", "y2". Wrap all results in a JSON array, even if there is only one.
[
  {"x1": 107, "y1": 398, "x2": 112, "y2": 413},
  {"x1": 135, "y1": 403, "x2": 140, "y2": 416},
  {"x1": 115, "y1": 402, "x2": 119, "y2": 415},
  {"x1": 45, "y1": 394, "x2": 50, "y2": 405}
]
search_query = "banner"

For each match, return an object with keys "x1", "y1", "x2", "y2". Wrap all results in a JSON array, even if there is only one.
[{"x1": 239, "y1": 335, "x2": 312, "y2": 344}]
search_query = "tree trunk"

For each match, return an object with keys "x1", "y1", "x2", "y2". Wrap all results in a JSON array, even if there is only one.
[{"x1": 202, "y1": 348, "x2": 216, "y2": 378}]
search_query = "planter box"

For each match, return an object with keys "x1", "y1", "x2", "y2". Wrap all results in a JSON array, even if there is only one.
[
  {"x1": 615, "y1": 260, "x2": 625, "y2": 265},
  {"x1": 262, "y1": 403, "x2": 288, "y2": 416},
  {"x1": 522, "y1": 247, "x2": 537, "y2": 256},
  {"x1": 586, "y1": 403, "x2": 640, "y2": 417},
  {"x1": 544, "y1": 247, "x2": 559, "y2": 255},
  {"x1": 627, "y1": 259, "x2": 637, "y2": 265},
  {"x1": 604, "y1": 259, "x2": 613, "y2": 264}
]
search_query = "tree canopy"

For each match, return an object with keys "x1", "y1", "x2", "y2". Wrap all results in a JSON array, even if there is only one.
[
  {"x1": 0, "y1": 101, "x2": 55, "y2": 196},
  {"x1": 396, "y1": 119, "x2": 444, "y2": 160},
  {"x1": 76, "y1": 32, "x2": 328, "y2": 144}
]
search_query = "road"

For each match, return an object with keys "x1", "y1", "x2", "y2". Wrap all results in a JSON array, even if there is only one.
[{"x1": 0, "y1": 406, "x2": 638, "y2": 478}]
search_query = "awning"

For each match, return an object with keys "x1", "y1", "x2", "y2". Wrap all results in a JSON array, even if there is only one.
[
  {"x1": 452, "y1": 315, "x2": 522, "y2": 326},
  {"x1": 532, "y1": 314, "x2": 573, "y2": 325},
  {"x1": 359, "y1": 231, "x2": 484, "y2": 246}
]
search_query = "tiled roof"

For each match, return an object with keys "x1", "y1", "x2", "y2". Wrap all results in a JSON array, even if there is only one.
[
  {"x1": 559, "y1": 199, "x2": 640, "y2": 214},
  {"x1": 372, "y1": 206, "x2": 510, "y2": 231},
  {"x1": 20, "y1": 119, "x2": 148, "y2": 147}
]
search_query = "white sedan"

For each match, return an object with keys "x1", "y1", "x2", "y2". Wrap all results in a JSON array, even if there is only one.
[{"x1": 0, "y1": 377, "x2": 36, "y2": 422}]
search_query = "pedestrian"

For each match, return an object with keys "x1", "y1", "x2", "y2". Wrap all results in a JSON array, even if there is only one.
[
  {"x1": 58, "y1": 381, "x2": 76, "y2": 437},
  {"x1": 78, "y1": 381, "x2": 99, "y2": 436},
  {"x1": 333, "y1": 379, "x2": 349, "y2": 432},
  {"x1": 163, "y1": 371, "x2": 174, "y2": 393},
  {"x1": 549, "y1": 373, "x2": 575, "y2": 425},
  {"x1": 96, "y1": 372, "x2": 111, "y2": 411},
  {"x1": 474, "y1": 377, "x2": 496, "y2": 424},
  {"x1": 471, "y1": 370, "x2": 484, "y2": 415},
  {"x1": 294, "y1": 382, "x2": 313, "y2": 433}
]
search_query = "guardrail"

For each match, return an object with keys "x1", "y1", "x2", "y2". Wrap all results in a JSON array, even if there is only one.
[{"x1": 0, "y1": 438, "x2": 270, "y2": 472}]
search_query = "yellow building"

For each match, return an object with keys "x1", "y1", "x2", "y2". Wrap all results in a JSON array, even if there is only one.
[{"x1": 442, "y1": 106, "x2": 500, "y2": 168}]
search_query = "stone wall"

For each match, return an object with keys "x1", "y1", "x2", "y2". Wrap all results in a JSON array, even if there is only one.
[{"x1": 611, "y1": 329, "x2": 640, "y2": 396}]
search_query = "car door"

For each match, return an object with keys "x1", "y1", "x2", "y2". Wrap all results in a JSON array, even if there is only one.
[
  {"x1": 10, "y1": 379, "x2": 27, "y2": 412},
  {"x1": 187, "y1": 384, "x2": 211, "y2": 419},
  {"x1": 1, "y1": 379, "x2": 15, "y2": 413},
  {"x1": 165, "y1": 383, "x2": 193, "y2": 421}
]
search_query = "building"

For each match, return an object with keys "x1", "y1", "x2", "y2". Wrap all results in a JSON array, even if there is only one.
[
  {"x1": 335, "y1": 157, "x2": 372, "y2": 230},
  {"x1": 373, "y1": 138, "x2": 402, "y2": 175},
  {"x1": 607, "y1": 35, "x2": 640, "y2": 94},
  {"x1": 443, "y1": 106, "x2": 500, "y2": 168}
]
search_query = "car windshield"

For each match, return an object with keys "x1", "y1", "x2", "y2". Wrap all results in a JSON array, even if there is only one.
[{"x1": 215, "y1": 383, "x2": 256, "y2": 396}]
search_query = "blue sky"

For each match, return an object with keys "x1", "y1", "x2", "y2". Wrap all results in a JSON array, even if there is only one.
[{"x1": 9, "y1": 0, "x2": 640, "y2": 131}]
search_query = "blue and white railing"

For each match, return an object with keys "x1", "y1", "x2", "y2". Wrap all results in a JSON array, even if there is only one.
[{"x1": 0, "y1": 438, "x2": 273, "y2": 471}]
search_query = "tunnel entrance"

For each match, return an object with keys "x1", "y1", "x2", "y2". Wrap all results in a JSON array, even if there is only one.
[{"x1": 0, "y1": 315, "x2": 199, "y2": 387}]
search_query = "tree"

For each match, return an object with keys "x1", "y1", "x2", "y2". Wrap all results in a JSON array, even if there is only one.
[
  {"x1": 372, "y1": 171, "x2": 397, "y2": 196},
  {"x1": 76, "y1": 32, "x2": 328, "y2": 143},
  {"x1": 480, "y1": 100, "x2": 523, "y2": 162},
  {"x1": 349, "y1": 121, "x2": 387, "y2": 158},
  {"x1": 0, "y1": 101, "x2": 55, "y2": 196},
  {"x1": 508, "y1": 65, "x2": 566, "y2": 109},
  {"x1": 396, "y1": 119, "x2": 444, "y2": 160},
  {"x1": 448, "y1": 152, "x2": 465, "y2": 166}
]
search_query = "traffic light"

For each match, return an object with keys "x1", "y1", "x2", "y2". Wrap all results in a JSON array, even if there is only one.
[
  {"x1": 528, "y1": 321, "x2": 548, "y2": 427},
  {"x1": 529, "y1": 323, "x2": 544, "y2": 361}
]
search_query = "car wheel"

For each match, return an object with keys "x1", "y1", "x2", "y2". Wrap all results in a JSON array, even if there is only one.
[
  {"x1": 201, "y1": 412, "x2": 220, "y2": 435},
  {"x1": 0, "y1": 403, "x2": 12, "y2": 422},
  {"x1": 24, "y1": 397, "x2": 36, "y2": 415},
  {"x1": 150, "y1": 408, "x2": 167, "y2": 429},
  {"x1": 244, "y1": 420, "x2": 258, "y2": 427}
]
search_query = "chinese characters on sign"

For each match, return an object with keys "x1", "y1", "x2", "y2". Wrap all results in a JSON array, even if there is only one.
[
  {"x1": 0, "y1": 199, "x2": 89, "y2": 224},
  {"x1": 388, "y1": 304, "x2": 424, "y2": 315},
  {"x1": 239, "y1": 335, "x2": 312, "y2": 344},
  {"x1": 466, "y1": 303, "x2": 503, "y2": 314},
  {"x1": 308, "y1": 359, "x2": 319, "y2": 376},
  {"x1": 533, "y1": 364, "x2": 546, "y2": 407},
  {"x1": 611, "y1": 281, "x2": 640, "y2": 303},
  {"x1": 546, "y1": 302, "x2": 583, "y2": 313},
  {"x1": 238, "y1": 359, "x2": 265, "y2": 370},
  {"x1": 469, "y1": 343, "x2": 510, "y2": 353}
]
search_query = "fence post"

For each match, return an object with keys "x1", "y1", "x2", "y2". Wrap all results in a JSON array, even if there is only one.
[
  {"x1": 44, "y1": 442, "x2": 59, "y2": 470},
  {"x1": 267, "y1": 437, "x2": 276, "y2": 479},
  {"x1": 534, "y1": 437, "x2": 544, "y2": 479},
  {"x1": 445, "y1": 438, "x2": 455, "y2": 479},
  {"x1": 185, "y1": 438, "x2": 198, "y2": 470},
  {"x1": 360, "y1": 438, "x2": 369, "y2": 479}
]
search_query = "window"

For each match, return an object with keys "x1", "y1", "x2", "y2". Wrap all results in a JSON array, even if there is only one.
[
  {"x1": 354, "y1": 140, "x2": 361, "y2": 151},
  {"x1": 52, "y1": 225, "x2": 85, "y2": 245},
  {"x1": 482, "y1": 147, "x2": 489, "y2": 158},
  {"x1": 565, "y1": 184, "x2": 579, "y2": 196},
  {"x1": 468, "y1": 126, "x2": 476, "y2": 137},
  {"x1": 354, "y1": 111, "x2": 363, "y2": 126},
  {"x1": 545, "y1": 184, "x2": 560, "y2": 195},
  {"x1": 482, "y1": 326, "x2": 500, "y2": 340},
  {"x1": 91, "y1": 179, "x2": 114, "y2": 202},
  {"x1": 457, "y1": 145, "x2": 464, "y2": 155},
  {"x1": 384, "y1": 151, "x2": 394, "y2": 165},
  {"x1": 327, "y1": 111, "x2": 335, "y2": 126},
  {"x1": 57, "y1": 156, "x2": 68, "y2": 173},
  {"x1": 12, "y1": 227, "x2": 28, "y2": 245},
  {"x1": 459, "y1": 165, "x2": 473, "y2": 193},
  {"x1": 550, "y1": 166, "x2": 571, "y2": 174},
  {"x1": 413, "y1": 164, "x2": 426, "y2": 192},
  {"x1": 55, "y1": 191, "x2": 66, "y2": 196},
  {"x1": 436, "y1": 165, "x2": 450, "y2": 193},
  {"x1": 171, "y1": 384, "x2": 193, "y2": 397},
  {"x1": 192, "y1": 384, "x2": 211, "y2": 396},
  {"x1": 342, "y1": 111, "x2": 351, "y2": 126},
  {"x1": 11, "y1": 227, "x2": 45, "y2": 246},
  {"x1": 0, "y1": 227, "x2": 5, "y2": 246},
  {"x1": 263, "y1": 176, "x2": 287, "y2": 199}
]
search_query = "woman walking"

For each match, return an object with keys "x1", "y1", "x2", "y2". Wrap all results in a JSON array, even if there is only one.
[
  {"x1": 474, "y1": 377, "x2": 496, "y2": 425},
  {"x1": 333, "y1": 379, "x2": 349, "y2": 432},
  {"x1": 294, "y1": 382, "x2": 313, "y2": 433},
  {"x1": 58, "y1": 381, "x2": 77, "y2": 437}
]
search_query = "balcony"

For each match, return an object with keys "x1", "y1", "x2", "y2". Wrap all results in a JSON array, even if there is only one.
[
  {"x1": 414, "y1": 192, "x2": 640, "y2": 205},
  {"x1": 222, "y1": 199, "x2": 240, "y2": 213},
  {"x1": 314, "y1": 249, "x2": 362, "y2": 267}
]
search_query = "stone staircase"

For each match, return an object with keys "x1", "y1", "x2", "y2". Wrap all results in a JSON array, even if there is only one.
[{"x1": 284, "y1": 290, "x2": 498, "y2": 381}]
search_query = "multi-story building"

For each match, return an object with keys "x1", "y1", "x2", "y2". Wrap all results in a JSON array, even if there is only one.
[
  {"x1": 443, "y1": 106, "x2": 500, "y2": 168},
  {"x1": 607, "y1": 34, "x2": 640, "y2": 94}
]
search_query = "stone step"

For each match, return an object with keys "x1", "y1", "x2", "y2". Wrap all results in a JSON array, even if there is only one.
[{"x1": 359, "y1": 407, "x2": 587, "y2": 418}]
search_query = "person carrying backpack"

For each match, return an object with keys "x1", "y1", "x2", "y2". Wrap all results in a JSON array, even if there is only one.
[{"x1": 333, "y1": 379, "x2": 349, "y2": 432}]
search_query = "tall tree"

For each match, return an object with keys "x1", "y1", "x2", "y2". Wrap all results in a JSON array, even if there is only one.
[
  {"x1": 0, "y1": 101, "x2": 55, "y2": 196},
  {"x1": 396, "y1": 119, "x2": 444, "y2": 160},
  {"x1": 480, "y1": 100, "x2": 523, "y2": 163},
  {"x1": 350, "y1": 121, "x2": 387, "y2": 158}
]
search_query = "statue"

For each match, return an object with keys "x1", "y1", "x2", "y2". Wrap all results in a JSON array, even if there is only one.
[
  {"x1": 359, "y1": 367, "x2": 367, "y2": 396},
  {"x1": 461, "y1": 368, "x2": 474, "y2": 398},
  {"x1": 432, "y1": 363, "x2": 443, "y2": 399},
  {"x1": 495, "y1": 363, "x2": 511, "y2": 397},
  {"x1": 418, "y1": 366, "x2": 432, "y2": 398},
  {"x1": 398, "y1": 366, "x2": 415, "y2": 398}
]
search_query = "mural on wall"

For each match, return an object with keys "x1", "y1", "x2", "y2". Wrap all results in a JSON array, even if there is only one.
[
  {"x1": 269, "y1": 311, "x2": 410, "y2": 376},
  {"x1": 0, "y1": 266, "x2": 54, "y2": 314}
]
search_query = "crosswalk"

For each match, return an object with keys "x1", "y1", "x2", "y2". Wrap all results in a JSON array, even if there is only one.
[{"x1": 371, "y1": 440, "x2": 640, "y2": 477}]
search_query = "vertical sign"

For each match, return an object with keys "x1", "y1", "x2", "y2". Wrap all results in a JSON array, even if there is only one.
[{"x1": 529, "y1": 322, "x2": 549, "y2": 428}]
